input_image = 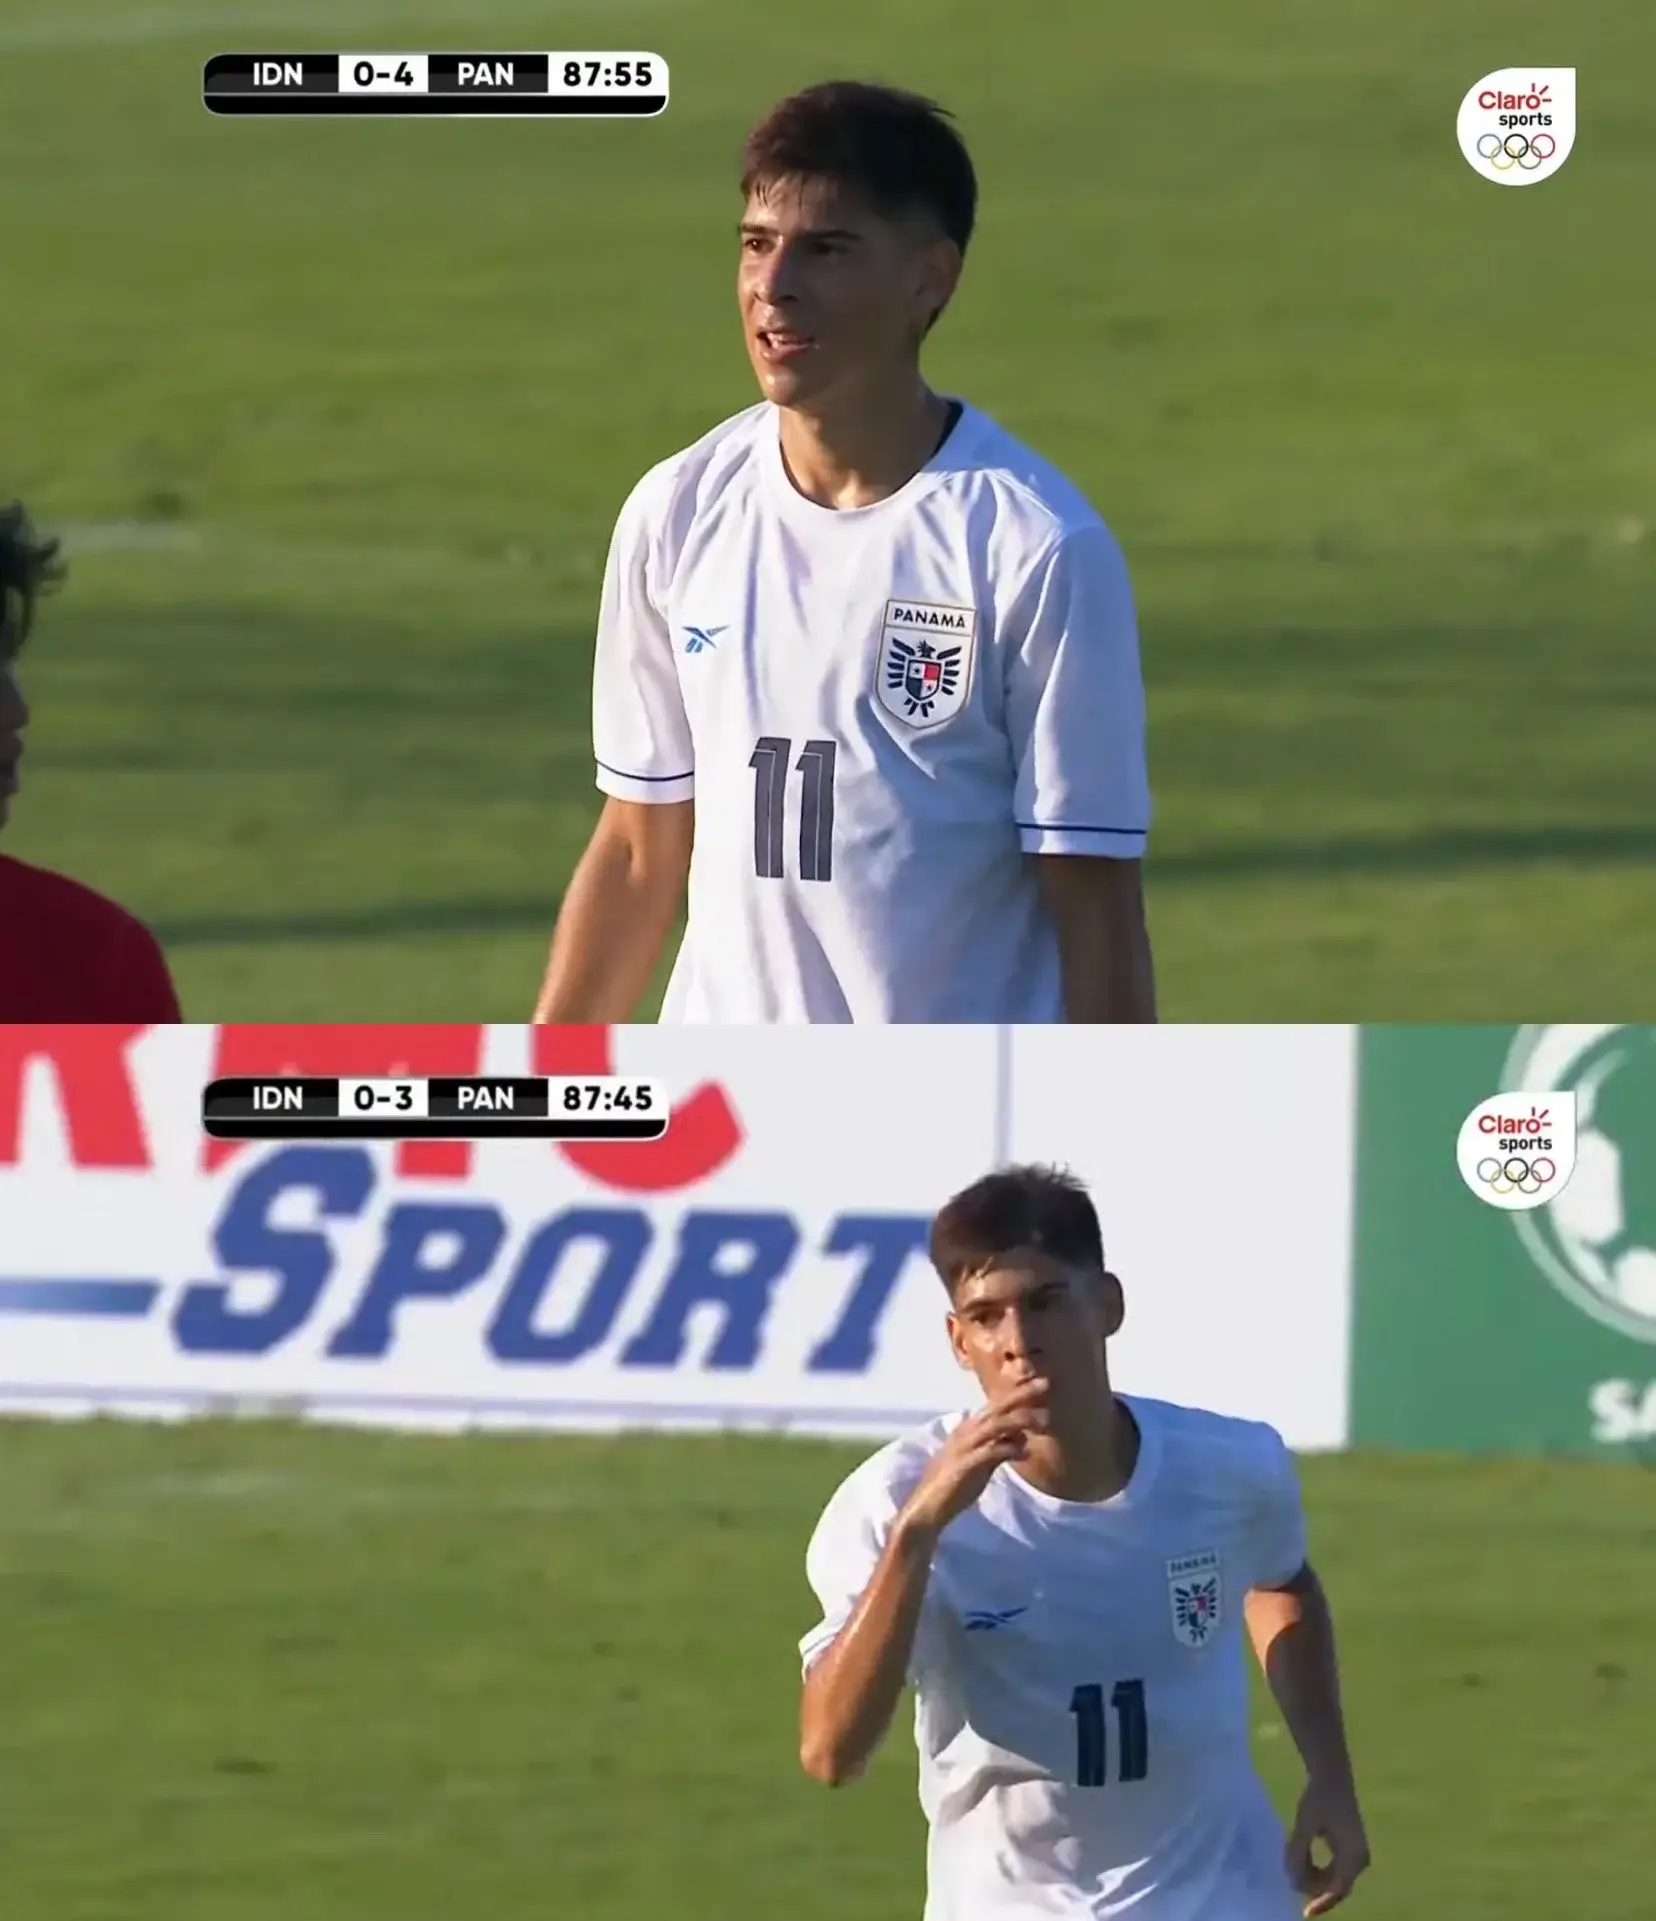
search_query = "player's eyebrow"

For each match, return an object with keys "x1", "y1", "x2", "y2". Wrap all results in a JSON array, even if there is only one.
[
  {"x1": 737, "y1": 220, "x2": 864, "y2": 245},
  {"x1": 957, "y1": 1275, "x2": 1060, "y2": 1316}
]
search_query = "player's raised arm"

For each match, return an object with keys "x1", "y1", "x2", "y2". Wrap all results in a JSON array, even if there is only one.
[
  {"x1": 533, "y1": 467, "x2": 694, "y2": 1022},
  {"x1": 799, "y1": 1384, "x2": 1048, "y2": 1786},
  {"x1": 1006, "y1": 521, "x2": 1156, "y2": 1021}
]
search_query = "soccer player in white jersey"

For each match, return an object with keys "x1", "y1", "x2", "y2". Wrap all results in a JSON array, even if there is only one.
[
  {"x1": 534, "y1": 81, "x2": 1155, "y2": 1024},
  {"x1": 798, "y1": 1166, "x2": 1371, "y2": 1921}
]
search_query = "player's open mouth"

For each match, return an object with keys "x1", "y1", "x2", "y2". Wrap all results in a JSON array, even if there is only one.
[{"x1": 757, "y1": 330, "x2": 814, "y2": 360}]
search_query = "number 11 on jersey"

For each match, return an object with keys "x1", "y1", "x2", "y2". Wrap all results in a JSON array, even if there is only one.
[
  {"x1": 750, "y1": 735, "x2": 837, "y2": 882},
  {"x1": 1070, "y1": 1679, "x2": 1149, "y2": 1787}
]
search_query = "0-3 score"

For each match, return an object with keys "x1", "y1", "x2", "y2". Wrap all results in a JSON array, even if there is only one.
[{"x1": 341, "y1": 1077, "x2": 427, "y2": 1114}]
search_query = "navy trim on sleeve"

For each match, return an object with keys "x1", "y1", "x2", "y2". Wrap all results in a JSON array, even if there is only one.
[
  {"x1": 1015, "y1": 820, "x2": 1148, "y2": 835},
  {"x1": 596, "y1": 759, "x2": 695, "y2": 782}
]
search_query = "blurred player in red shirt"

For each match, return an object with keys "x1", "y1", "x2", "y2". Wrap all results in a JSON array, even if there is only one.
[{"x1": 0, "y1": 501, "x2": 183, "y2": 1019}]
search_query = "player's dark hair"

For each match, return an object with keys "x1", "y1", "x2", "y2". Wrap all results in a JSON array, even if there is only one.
[
  {"x1": 0, "y1": 501, "x2": 66, "y2": 655},
  {"x1": 741, "y1": 79, "x2": 977, "y2": 261},
  {"x1": 930, "y1": 1164, "x2": 1105, "y2": 1295}
]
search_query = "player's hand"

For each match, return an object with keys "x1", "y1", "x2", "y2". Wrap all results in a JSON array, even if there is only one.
[
  {"x1": 1285, "y1": 1776, "x2": 1370, "y2": 1916},
  {"x1": 899, "y1": 1380, "x2": 1050, "y2": 1536}
]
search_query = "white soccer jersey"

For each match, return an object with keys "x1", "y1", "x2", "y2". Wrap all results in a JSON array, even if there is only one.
[
  {"x1": 799, "y1": 1396, "x2": 1308, "y2": 1921},
  {"x1": 590, "y1": 400, "x2": 1150, "y2": 1023}
]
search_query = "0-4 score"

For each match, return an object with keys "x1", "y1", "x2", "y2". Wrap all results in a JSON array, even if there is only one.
[{"x1": 355, "y1": 58, "x2": 415, "y2": 87}]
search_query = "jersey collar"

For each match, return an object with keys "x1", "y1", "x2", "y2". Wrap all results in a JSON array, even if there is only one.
[
  {"x1": 997, "y1": 1394, "x2": 1163, "y2": 1518},
  {"x1": 759, "y1": 397, "x2": 982, "y2": 530}
]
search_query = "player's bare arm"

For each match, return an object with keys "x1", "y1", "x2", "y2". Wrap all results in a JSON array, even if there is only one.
[
  {"x1": 533, "y1": 798, "x2": 692, "y2": 1021},
  {"x1": 1036, "y1": 855, "x2": 1156, "y2": 1022},
  {"x1": 1245, "y1": 1564, "x2": 1371, "y2": 1916},
  {"x1": 800, "y1": 1382, "x2": 1049, "y2": 1786}
]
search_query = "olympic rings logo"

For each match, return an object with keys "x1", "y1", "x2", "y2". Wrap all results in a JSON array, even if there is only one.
[
  {"x1": 1476, "y1": 1154, "x2": 1557, "y2": 1196},
  {"x1": 1477, "y1": 132, "x2": 1556, "y2": 170}
]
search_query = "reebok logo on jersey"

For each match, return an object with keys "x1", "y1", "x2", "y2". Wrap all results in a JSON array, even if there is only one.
[
  {"x1": 875, "y1": 599, "x2": 977, "y2": 730},
  {"x1": 683, "y1": 625, "x2": 725, "y2": 655},
  {"x1": 962, "y1": 1605, "x2": 1029, "y2": 1632}
]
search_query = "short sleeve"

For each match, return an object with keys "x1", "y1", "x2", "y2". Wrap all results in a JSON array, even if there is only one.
[
  {"x1": 1005, "y1": 522, "x2": 1150, "y2": 858},
  {"x1": 98, "y1": 909, "x2": 182, "y2": 1021},
  {"x1": 591, "y1": 468, "x2": 695, "y2": 804},
  {"x1": 798, "y1": 1469, "x2": 942, "y2": 1684},
  {"x1": 1248, "y1": 1427, "x2": 1309, "y2": 1591},
  {"x1": 121, "y1": 921, "x2": 183, "y2": 1022}
]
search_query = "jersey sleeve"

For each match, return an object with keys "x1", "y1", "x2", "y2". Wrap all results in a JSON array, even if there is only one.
[
  {"x1": 1004, "y1": 522, "x2": 1150, "y2": 859},
  {"x1": 798, "y1": 1465, "x2": 943, "y2": 1685},
  {"x1": 126, "y1": 922, "x2": 183, "y2": 1021},
  {"x1": 591, "y1": 465, "x2": 695, "y2": 805},
  {"x1": 1247, "y1": 1426, "x2": 1310, "y2": 1590},
  {"x1": 102, "y1": 909, "x2": 183, "y2": 1021}
]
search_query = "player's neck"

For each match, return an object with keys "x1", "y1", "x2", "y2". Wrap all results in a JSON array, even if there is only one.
[
  {"x1": 776, "y1": 379, "x2": 952, "y2": 510},
  {"x1": 1014, "y1": 1392, "x2": 1140, "y2": 1505}
]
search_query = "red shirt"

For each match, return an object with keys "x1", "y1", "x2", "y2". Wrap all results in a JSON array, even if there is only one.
[{"x1": 0, "y1": 852, "x2": 183, "y2": 1020}]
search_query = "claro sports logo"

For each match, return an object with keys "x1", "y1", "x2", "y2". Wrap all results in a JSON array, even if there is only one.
[
  {"x1": 0, "y1": 1026, "x2": 938, "y2": 1428},
  {"x1": 1457, "y1": 69, "x2": 1576, "y2": 186},
  {"x1": 1457, "y1": 1092, "x2": 1578, "y2": 1212}
]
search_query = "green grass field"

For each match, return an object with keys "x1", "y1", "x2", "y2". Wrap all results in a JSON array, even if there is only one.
[
  {"x1": 1, "y1": 1418, "x2": 1652, "y2": 1920},
  {"x1": 1, "y1": 0, "x2": 1653, "y2": 1018}
]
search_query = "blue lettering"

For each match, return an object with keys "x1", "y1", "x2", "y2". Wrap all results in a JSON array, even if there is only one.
[
  {"x1": 621, "y1": 1210, "x2": 800, "y2": 1368},
  {"x1": 808, "y1": 1215, "x2": 930, "y2": 1371},
  {"x1": 327, "y1": 1201, "x2": 506, "y2": 1358},
  {"x1": 174, "y1": 1147, "x2": 375, "y2": 1354},
  {"x1": 488, "y1": 1208, "x2": 650, "y2": 1362}
]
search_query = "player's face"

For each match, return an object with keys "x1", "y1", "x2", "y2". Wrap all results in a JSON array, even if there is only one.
[
  {"x1": 737, "y1": 176, "x2": 956, "y2": 409},
  {"x1": 948, "y1": 1258, "x2": 1119, "y2": 1415},
  {"x1": 0, "y1": 652, "x2": 26, "y2": 830}
]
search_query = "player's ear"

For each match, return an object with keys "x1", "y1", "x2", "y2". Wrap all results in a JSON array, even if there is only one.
[
  {"x1": 944, "y1": 1309, "x2": 974, "y2": 1370},
  {"x1": 1097, "y1": 1270, "x2": 1125, "y2": 1339},
  {"x1": 915, "y1": 238, "x2": 960, "y2": 336}
]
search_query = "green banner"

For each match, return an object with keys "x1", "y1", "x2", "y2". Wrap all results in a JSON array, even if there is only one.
[{"x1": 1351, "y1": 1024, "x2": 1656, "y2": 1456}]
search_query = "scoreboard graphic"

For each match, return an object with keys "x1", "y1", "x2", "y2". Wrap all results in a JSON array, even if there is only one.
[
  {"x1": 204, "y1": 52, "x2": 669, "y2": 116},
  {"x1": 203, "y1": 1076, "x2": 669, "y2": 1140}
]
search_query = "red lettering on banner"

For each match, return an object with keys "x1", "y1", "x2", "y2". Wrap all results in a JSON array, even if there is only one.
[
  {"x1": 0, "y1": 1025, "x2": 153, "y2": 1167},
  {"x1": 533, "y1": 1024, "x2": 744, "y2": 1191},
  {"x1": 207, "y1": 1025, "x2": 485, "y2": 1178}
]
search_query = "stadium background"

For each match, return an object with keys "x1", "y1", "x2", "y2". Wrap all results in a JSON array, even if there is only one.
[
  {"x1": 2, "y1": 1020, "x2": 1655, "y2": 1919},
  {"x1": 1, "y1": 0, "x2": 1653, "y2": 1019}
]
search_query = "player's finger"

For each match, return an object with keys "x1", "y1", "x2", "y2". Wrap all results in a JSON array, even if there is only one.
[
  {"x1": 1282, "y1": 1826, "x2": 1321, "y2": 1894},
  {"x1": 981, "y1": 1408, "x2": 1040, "y2": 1440},
  {"x1": 1307, "y1": 1845, "x2": 1368, "y2": 1914},
  {"x1": 989, "y1": 1393, "x2": 1049, "y2": 1427},
  {"x1": 1296, "y1": 1872, "x2": 1337, "y2": 1919},
  {"x1": 992, "y1": 1379, "x2": 1050, "y2": 1412},
  {"x1": 1292, "y1": 1850, "x2": 1341, "y2": 1910}
]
